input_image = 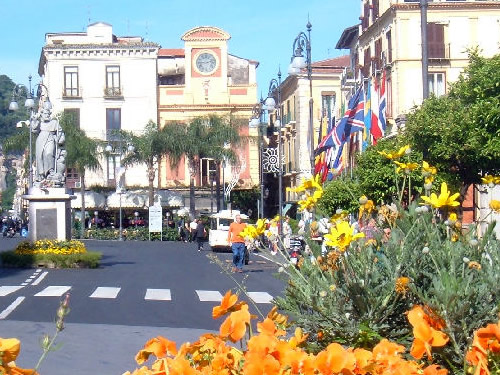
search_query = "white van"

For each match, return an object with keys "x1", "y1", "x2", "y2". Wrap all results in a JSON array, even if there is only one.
[{"x1": 208, "y1": 209, "x2": 248, "y2": 251}]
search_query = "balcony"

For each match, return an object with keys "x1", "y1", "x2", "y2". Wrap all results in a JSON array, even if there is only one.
[
  {"x1": 104, "y1": 87, "x2": 123, "y2": 99},
  {"x1": 428, "y1": 43, "x2": 450, "y2": 62},
  {"x1": 62, "y1": 87, "x2": 82, "y2": 100}
]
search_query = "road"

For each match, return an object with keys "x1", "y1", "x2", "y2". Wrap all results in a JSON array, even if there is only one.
[{"x1": 0, "y1": 238, "x2": 285, "y2": 375}]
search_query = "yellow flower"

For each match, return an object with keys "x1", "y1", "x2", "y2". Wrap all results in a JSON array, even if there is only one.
[
  {"x1": 359, "y1": 199, "x2": 375, "y2": 220},
  {"x1": 297, "y1": 188, "x2": 323, "y2": 212},
  {"x1": 393, "y1": 161, "x2": 419, "y2": 174},
  {"x1": 331, "y1": 210, "x2": 348, "y2": 223},
  {"x1": 481, "y1": 175, "x2": 500, "y2": 185},
  {"x1": 378, "y1": 145, "x2": 410, "y2": 160},
  {"x1": 468, "y1": 261, "x2": 481, "y2": 270},
  {"x1": 287, "y1": 174, "x2": 322, "y2": 193},
  {"x1": 422, "y1": 161, "x2": 437, "y2": 177},
  {"x1": 489, "y1": 200, "x2": 500, "y2": 213},
  {"x1": 239, "y1": 225, "x2": 258, "y2": 240},
  {"x1": 448, "y1": 212, "x2": 457, "y2": 223},
  {"x1": 425, "y1": 176, "x2": 435, "y2": 185},
  {"x1": 395, "y1": 277, "x2": 410, "y2": 296},
  {"x1": 324, "y1": 221, "x2": 365, "y2": 251},
  {"x1": 420, "y1": 182, "x2": 460, "y2": 209}
]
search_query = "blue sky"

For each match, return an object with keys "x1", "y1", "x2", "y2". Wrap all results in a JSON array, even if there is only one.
[{"x1": 1, "y1": 0, "x2": 359, "y2": 97}]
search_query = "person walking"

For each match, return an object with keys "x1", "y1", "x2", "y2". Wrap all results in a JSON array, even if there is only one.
[
  {"x1": 227, "y1": 214, "x2": 247, "y2": 273},
  {"x1": 194, "y1": 218, "x2": 206, "y2": 251},
  {"x1": 189, "y1": 219, "x2": 198, "y2": 242}
]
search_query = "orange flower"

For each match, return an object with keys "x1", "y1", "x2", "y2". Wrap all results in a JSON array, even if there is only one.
[
  {"x1": 288, "y1": 327, "x2": 309, "y2": 348},
  {"x1": 219, "y1": 305, "x2": 251, "y2": 343},
  {"x1": 266, "y1": 306, "x2": 288, "y2": 328},
  {"x1": 423, "y1": 364, "x2": 449, "y2": 375},
  {"x1": 315, "y1": 343, "x2": 356, "y2": 375},
  {"x1": 135, "y1": 336, "x2": 177, "y2": 364},
  {"x1": 212, "y1": 290, "x2": 247, "y2": 319},
  {"x1": 243, "y1": 351, "x2": 281, "y2": 375},
  {"x1": 257, "y1": 318, "x2": 285, "y2": 337},
  {"x1": 353, "y1": 348, "x2": 373, "y2": 375},
  {"x1": 407, "y1": 305, "x2": 449, "y2": 360}
]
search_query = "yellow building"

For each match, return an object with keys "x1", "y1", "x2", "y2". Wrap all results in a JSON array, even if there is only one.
[
  {"x1": 338, "y1": 0, "x2": 500, "y2": 132},
  {"x1": 157, "y1": 26, "x2": 259, "y2": 190}
]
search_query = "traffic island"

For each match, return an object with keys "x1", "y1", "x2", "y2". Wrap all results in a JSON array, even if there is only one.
[{"x1": 0, "y1": 239, "x2": 101, "y2": 268}]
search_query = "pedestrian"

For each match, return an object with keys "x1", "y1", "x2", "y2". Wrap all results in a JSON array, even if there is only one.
[
  {"x1": 227, "y1": 214, "x2": 247, "y2": 273},
  {"x1": 189, "y1": 219, "x2": 198, "y2": 242},
  {"x1": 282, "y1": 216, "x2": 292, "y2": 250},
  {"x1": 194, "y1": 218, "x2": 206, "y2": 251}
]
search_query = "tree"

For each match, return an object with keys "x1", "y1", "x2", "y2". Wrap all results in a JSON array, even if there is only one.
[
  {"x1": 184, "y1": 115, "x2": 242, "y2": 216},
  {"x1": 403, "y1": 51, "x2": 500, "y2": 198},
  {"x1": 0, "y1": 75, "x2": 30, "y2": 143},
  {"x1": 120, "y1": 120, "x2": 185, "y2": 206},
  {"x1": 60, "y1": 112, "x2": 101, "y2": 239}
]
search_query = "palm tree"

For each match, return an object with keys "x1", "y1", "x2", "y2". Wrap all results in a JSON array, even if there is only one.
[
  {"x1": 185, "y1": 115, "x2": 243, "y2": 215},
  {"x1": 60, "y1": 113, "x2": 101, "y2": 239},
  {"x1": 120, "y1": 120, "x2": 185, "y2": 206}
]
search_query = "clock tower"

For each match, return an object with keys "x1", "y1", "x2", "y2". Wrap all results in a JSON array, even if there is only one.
[{"x1": 182, "y1": 26, "x2": 230, "y2": 103}]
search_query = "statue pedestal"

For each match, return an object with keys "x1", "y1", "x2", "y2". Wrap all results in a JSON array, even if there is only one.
[{"x1": 22, "y1": 187, "x2": 76, "y2": 242}]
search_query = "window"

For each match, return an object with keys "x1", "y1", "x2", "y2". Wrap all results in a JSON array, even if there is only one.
[
  {"x1": 64, "y1": 66, "x2": 79, "y2": 97},
  {"x1": 63, "y1": 108, "x2": 80, "y2": 129},
  {"x1": 428, "y1": 73, "x2": 445, "y2": 97},
  {"x1": 374, "y1": 38, "x2": 383, "y2": 72},
  {"x1": 105, "y1": 66, "x2": 121, "y2": 96},
  {"x1": 372, "y1": 0, "x2": 379, "y2": 23},
  {"x1": 362, "y1": 47, "x2": 371, "y2": 78},
  {"x1": 427, "y1": 23, "x2": 445, "y2": 59},
  {"x1": 386, "y1": 30, "x2": 393, "y2": 63},
  {"x1": 200, "y1": 158, "x2": 216, "y2": 186},
  {"x1": 107, "y1": 155, "x2": 121, "y2": 185},
  {"x1": 106, "y1": 108, "x2": 121, "y2": 140},
  {"x1": 321, "y1": 94, "x2": 336, "y2": 122},
  {"x1": 362, "y1": 2, "x2": 370, "y2": 30}
]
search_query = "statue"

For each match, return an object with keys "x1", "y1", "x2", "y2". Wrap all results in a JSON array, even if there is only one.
[{"x1": 30, "y1": 107, "x2": 66, "y2": 187}]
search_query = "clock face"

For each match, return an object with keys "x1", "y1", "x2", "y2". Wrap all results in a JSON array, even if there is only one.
[{"x1": 195, "y1": 52, "x2": 217, "y2": 74}]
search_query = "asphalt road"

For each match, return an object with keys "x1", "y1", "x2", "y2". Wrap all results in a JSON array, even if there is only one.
[{"x1": 0, "y1": 237, "x2": 286, "y2": 375}]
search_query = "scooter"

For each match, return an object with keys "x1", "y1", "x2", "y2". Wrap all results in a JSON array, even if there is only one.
[{"x1": 289, "y1": 235, "x2": 305, "y2": 264}]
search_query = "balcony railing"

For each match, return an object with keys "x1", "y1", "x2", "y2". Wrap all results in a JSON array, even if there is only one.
[
  {"x1": 62, "y1": 87, "x2": 81, "y2": 99},
  {"x1": 428, "y1": 43, "x2": 450, "y2": 61},
  {"x1": 104, "y1": 87, "x2": 123, "y2": 98}
]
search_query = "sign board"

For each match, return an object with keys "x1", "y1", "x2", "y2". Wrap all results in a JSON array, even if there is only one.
[{"x1": 149, "y1": 206, "x2": 163, "y2": 233}]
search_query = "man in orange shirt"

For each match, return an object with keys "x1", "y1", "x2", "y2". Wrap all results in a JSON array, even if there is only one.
[{"x1": 227, "y1": 214, "x2": 247, "y2": 273}]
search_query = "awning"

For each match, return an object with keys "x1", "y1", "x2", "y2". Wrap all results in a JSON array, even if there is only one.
[
  {"x1": 106, "y1": 190, "x2": 147, "y2": 209},
  {"x1": 71, "y1": 191, "x2": 107, "y2": 209}
]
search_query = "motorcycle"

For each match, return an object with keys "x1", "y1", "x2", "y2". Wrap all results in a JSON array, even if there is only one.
[{"x1": 288, "y1": 235, "x2": 306, "y2": 264}]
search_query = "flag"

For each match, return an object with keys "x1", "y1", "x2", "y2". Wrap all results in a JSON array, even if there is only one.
[
  {"x1": 370, "y1": 78, "x2": 382, "y2": 143},
  {"x1": 316, "y1": 87, "x2": 365, "y2": 154},
  {"x1": 363, "y1": 79, "x2": 372, "y2": 150},
  {"x1": 378, "y1": 69, "x2": 387, "y2": 136}
]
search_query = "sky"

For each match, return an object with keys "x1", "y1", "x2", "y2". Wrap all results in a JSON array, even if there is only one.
[{"x1": 0, "y1": 0, "x2": 359, "y2": 98}]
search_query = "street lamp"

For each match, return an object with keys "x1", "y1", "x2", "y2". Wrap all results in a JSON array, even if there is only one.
[
  {"x1": 249, "y1": 100, "x2": 266, "y2": 219},
  {"x1": 9, "y1": 76, "x2": 52, "y2": 188},
  {"x1": 94, "y1": 210, "x2": 99, "y2": 229},
  {"x1": 265, "y1": 70, "x2": 283, "y2": 240},
  {"x1": 288, "y1": 21, "x2": 314, "y2": 174},
  {"x1": 134, "y1": 211, "x2": 139, "y2": 228}
]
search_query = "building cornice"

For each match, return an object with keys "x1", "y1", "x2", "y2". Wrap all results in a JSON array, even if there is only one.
[
  {"x1": 181, "y1": 26, "x2": 231, "y2": 42},
  {"x1": 392, "y1": 2, "x2": 500, "y2": 11},
  {"x1": 43, "y1": 42, "x2": 160, "y2": 50},
  {"x1": 159, "y1": 104, "x2": 254, "y2": 111}
]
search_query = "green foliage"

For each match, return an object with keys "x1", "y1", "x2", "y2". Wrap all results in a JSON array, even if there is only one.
[
  {"x1": 1, "y1": 160, "x2": 17, "y2": 211},
  {"x1": 403, "y1": 51, "x2": 500, "y2": 194},
  {"x1": 84, "y1": 227, "x2": 179, "y2": 241},
  {"x1": 274, "y1": 205, "x2": 500, "y2": 371},
  {"x1": 317, "y1": 176, "x2": 362, "y2": 216},
  {"x1": 230, "y1": 188, "x2": 260, "y2": 219},
  {"x1": 0, "y1": 75, "x2": 30, "y2": 143},
  {"x1": 0, "y1": 251, "x2": 101, "y2": 268}
]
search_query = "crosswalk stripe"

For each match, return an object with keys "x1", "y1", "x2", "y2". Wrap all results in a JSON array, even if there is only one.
[
  {"x1": 0, "y1": 296, "x2": 25, "y2": 319},
  {"x1": 0, "y1": 286, "x2": 24, "y2": 297},
  {"x1": 32, "y1": 272, "x2": 48, "y2": 286},
  {"x1": 34, "y1": 286, "x2": 71, "y2": 297},
  {"x1": 247, "y1": 292, "x2": 273, "y2": 304},
  {"x1": 145, "y1": 289, "x2": 171, "y2": 301},
  {"x1": 196, "y1": 290, "x2": 223, "y2": 302},
  {"x1": 89, "y1": 287, "x2": 121, "y2": 299}
]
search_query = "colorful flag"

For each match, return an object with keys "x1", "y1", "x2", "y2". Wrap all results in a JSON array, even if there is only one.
[
  {"x1": 363, "y1": 79, "x2": 372, "y2": 150},
  {"x1": 378, "y1": 69, "x2": 387, "y2": 136}
]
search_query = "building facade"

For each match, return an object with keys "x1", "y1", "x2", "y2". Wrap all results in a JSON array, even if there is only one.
[
  {"x1": 38, "y1": 22, "x2": 159, "y2": 190},
  {"x1": 275, "y1": 56, "x2": 350, "y2": 205},
  {"x1": 338, "y1": 0, "x2": 500, "y2": 131},
  {"x1": 157, "y1": 26, "x2": 259, "y2": 191}
]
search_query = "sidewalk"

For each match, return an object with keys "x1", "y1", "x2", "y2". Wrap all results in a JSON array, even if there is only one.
[{"x1": 2, "y1": 320, "x2": 215, "y2": 375}]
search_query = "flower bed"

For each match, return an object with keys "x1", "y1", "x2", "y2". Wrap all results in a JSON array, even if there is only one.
[{"x1": 0, "y1": 240, "x2": 101, "y2": 268}]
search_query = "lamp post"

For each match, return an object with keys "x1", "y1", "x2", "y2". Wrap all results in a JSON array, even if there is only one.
[
  {"x1": 288, "y1": 21, "x2": 313, "y2": 174},
  {"x1": 8, "y1": 76, "x2": 52, "y2": 188},
  {"x1": 94, "y1": 210, "x2": 99, "y2": 229},
  {"x1": 249, "y1": 100, "x2": 265, "y2": 219},
  {"x1": 134, "y1": 211, "x2": 139, "y2": 228},
  {"x1": 264, "y1": 70, "x2": 283, "y2": 239}
]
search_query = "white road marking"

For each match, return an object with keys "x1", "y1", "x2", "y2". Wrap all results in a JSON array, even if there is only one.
[
  {"x1": 145, "y1": 289, "x2": 172, "y2": 301},
  {"x1": 89, "y1": 287, "x2": 121, "y2": 299},
  {"x1": 0, "y1": 296, "x2": 25, "y2": 319},
  {"x1": 247, "y1": 292, "x2": 273, "y2": 304},
  {"x1": 32, "y1": 272, "x2": 48, "y2": 286},
  {"x1": 35, "y1": 286, "x2": 71, "y2": 297},
  {"x1": 35, "y1": 269, "x2": 42, "y2": 273},
  {"x1": 196, "y1": 290, "x2": 223, "y2": 302},
  {"x1": 0, "y1": 286, "x2": 24, "y2": 296},
  {"x1": 24, "y1": 279, "x2": 32, "y2": 283}
]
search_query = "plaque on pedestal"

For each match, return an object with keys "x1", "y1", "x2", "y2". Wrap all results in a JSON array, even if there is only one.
[{"x1": 22, "y1": 187, "x2": 76, "y2": 242}]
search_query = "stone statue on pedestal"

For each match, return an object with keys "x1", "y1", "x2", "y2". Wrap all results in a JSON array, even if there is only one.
[{"x1": 30, "y1": 107, "x2": 66, "y2": 187}]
